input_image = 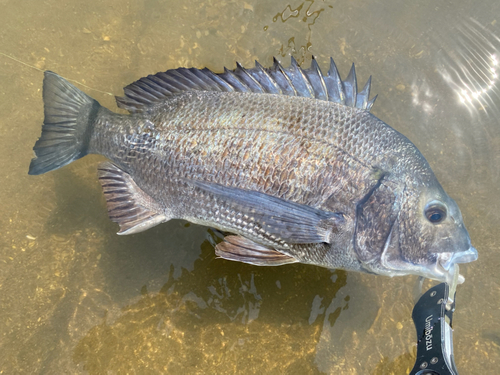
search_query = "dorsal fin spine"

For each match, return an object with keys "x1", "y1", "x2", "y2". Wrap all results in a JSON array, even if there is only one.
[
  {"x1": 326, "y1": 57, "x2": 346, "y2": 105},
  {"x1": 366, "y1": 94, "x2": 378, "y2": 111},
  {"x1": 298, "y1": 60, "x2": 316, "y2": 98},
  {"x1": 357, "y1": 75, "x2": 372, "y2": 109},
  {"x1": 343, "y1": 63, "x2": 358, "y2": 107},
  {"x1": 221, "y1": 67, "x2": 250, "y2": 92},
  {"x1": 254, "y1": 61, "x2": 282, "y2": 94},
  {"x1": 235, "y1": 62, "x2": 265, "y2": 93},
  {"x1": 199, "y1": 68, "x2": 234, "y2": 92},
  {"x1": 284, "y1": 56, "x2": 315, "y2": 98},
  {"x1": 186, "y1": 68, "x2": 219, "y2": 91},
  {"x1": 272, "y1": 57, "x2": 297, "y2": 96},
  {"x1": 306, "y1": 56, "x2": 329, "y2": 100}
]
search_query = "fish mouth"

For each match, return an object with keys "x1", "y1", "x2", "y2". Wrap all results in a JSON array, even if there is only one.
[
  {"x1": 379, "y1": 245, "x2": 478, "y2": 284},
  {"x1": 438, "y1": 247, "x2": 478, "y2": 270},
  {"x1": 429, "y1": 246, "x2": 478, "y2": 284}
]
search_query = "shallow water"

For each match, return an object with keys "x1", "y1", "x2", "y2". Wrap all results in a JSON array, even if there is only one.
[{"x1": 1, "y1": 0, "x2": 499, "y2": 373}]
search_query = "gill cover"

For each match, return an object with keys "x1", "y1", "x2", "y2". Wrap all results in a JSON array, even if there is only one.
[{"x1": 354, "y1": 177, "x2": 402, "y2": 268}]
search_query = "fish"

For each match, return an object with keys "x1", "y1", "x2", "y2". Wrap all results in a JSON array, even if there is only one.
[{"x1": 28, "y1": 56, "x2": 478, "y2": 284}]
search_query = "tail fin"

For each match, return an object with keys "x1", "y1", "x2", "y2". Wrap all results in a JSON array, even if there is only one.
[{"x1": 28, "y1": 71, "x2": 101, "y2": 175}]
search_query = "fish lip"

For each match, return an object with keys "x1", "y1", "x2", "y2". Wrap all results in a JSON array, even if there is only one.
[
  {"x1": 377, "y1": 226, "x2": 477, "y2": 282},
  {"x1": 438, "y1": 247, "x2": 478, "y2": 271},
  {"x1": 418, "y1": 247, "x2": 478, "y2": 284},
  {"x1": 379, "y1": 245, "x2": 476, "y2": 283}
]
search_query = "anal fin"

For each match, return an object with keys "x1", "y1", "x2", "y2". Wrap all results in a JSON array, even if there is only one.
[
  {"x1": 98, "y1": 162, "x2": 168, "y2": 235},
  {"x1": 215, "y1": 235, "x2": 298, "y2": 266}
]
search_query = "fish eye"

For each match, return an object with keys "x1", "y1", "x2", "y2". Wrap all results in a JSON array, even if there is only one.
[{"x1": 424, "y1": 201, "x2": 447, "y2": 224}]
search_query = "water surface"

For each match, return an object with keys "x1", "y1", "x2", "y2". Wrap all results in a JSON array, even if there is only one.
[{"x1": 1, "y1": 0, "x2": 499, "y2": 373}]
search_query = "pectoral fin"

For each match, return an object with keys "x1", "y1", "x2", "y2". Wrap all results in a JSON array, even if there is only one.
[
  {"x1": 98, "y1": 162, "x2": 168, "y2": 234},
  {"x1": 191, "y1": 180, "x2": 344, "y2": 245},
  {"x1": 216, "y1": 235, "x2": 298, "y2": 266}
]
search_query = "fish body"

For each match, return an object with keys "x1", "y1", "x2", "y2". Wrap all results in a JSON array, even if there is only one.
[{"x1": 29, "y1": 57, "x2": 477, "y2": 283}]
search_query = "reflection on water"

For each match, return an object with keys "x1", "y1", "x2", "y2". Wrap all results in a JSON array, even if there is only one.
[
  {"x1": 437, "y1": 18, "x2": 500, "y2": 115},
  {"x1": 0, "y1": 0, "x2": 499, "y2": 374}
]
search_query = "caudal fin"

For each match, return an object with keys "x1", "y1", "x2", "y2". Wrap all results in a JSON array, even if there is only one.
[{"x1": 28, "y1": 71, "x2": 100, "y2": 175}]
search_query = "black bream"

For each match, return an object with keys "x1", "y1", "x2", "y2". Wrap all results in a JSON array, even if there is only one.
[{"x1": 28, "y1": 57, "x2": 477, "y2": 284}]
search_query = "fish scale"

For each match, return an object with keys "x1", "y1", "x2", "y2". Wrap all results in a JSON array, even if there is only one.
[{"x1": 131, "y1": 92, "x2": 380, "y2": 208}]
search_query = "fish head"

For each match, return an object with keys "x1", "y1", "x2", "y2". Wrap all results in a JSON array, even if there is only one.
[{"x1": 377, "y1": 180, "x2": 477, "y2": 284}]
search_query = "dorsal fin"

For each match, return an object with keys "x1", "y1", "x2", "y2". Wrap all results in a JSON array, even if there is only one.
[
  {"x1": 343, "y1": 64, "x2": 357, "y2": 107},
  {"x1": 303, "y1": 56, "x2": 328, "y2": 100},
  {"x1": 116, "y1": 57, "x2": 377, "y2": 113}
]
